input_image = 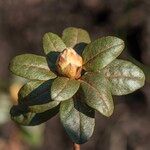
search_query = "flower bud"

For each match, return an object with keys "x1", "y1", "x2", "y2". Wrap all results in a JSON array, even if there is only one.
[{"x1": 56, "y1": 48, "x2": 83, "y2": 79}]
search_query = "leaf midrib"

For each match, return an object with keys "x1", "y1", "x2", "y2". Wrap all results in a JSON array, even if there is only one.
[
  {"x1": 18, "y1": 63, "x2": 50, "y2": 71},
  {"x1": 18, "y1": 64, "x2": 55, "y2": 80},
  {"x1": 83, "y1": 43, "x2": 124, "y2": 65},
  {"x1": 47, "y1": 34, "x2": 60, "y2": 51},
  {"x1": 71, "y1": 28, "x2": 79, "y2": 47},
  {"x1": 75, "y1": 29, "x2": 79, "y2": 45},
  {"x1": 52, "y1": 78, "x2": 70, "y2": 100},
  {"x1": 79, "y1": 79, "x2": 110, "y2": 112}
]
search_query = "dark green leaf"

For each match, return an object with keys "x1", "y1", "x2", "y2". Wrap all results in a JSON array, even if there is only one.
[
  {"x1": 60, "y1": 98, "x2": 95, "y2": 144},
  {"x1": 51, "y1": 77, "x2": 80, "y2": 101},
  {"x1": 10, "y1": 104, "x2": 59, "y2": 126},
  {"x1": 43, "y1": 32, "x2": 66, "y2": 55},
  {"x1": 103, "y1": 59, "x2": 145, "y2": 95},
  {"x1": 80, "y1": 72, "x2": 114, "y2": 117},
  {"x1": 62, "y1": 27, "x2": 91, "y2": 53},
  {"x1": 19, "y1": 80, "x2": 51, "y2": 105},
  {"x1": 18, "y1": 80, "x2": 60, "y2": 113},
  {"x1": 9, "y1": 54, "x2": 56, "y2": 81},
  {"x1": 82, "y1": 36, "x2": 124, "y2": 71}
]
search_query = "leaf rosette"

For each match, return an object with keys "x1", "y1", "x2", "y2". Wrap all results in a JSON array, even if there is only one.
[{"x1": 9, "y1": 27, "x2": 145, "y2": 144}]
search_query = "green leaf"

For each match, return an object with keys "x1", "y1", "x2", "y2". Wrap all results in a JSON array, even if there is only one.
[
  {"x1": 29, "y1": 101, "x2": 60, "y2": 113},
  {"x1": 62, "y1": 27, "x2": 91, "y2": 54},
  {"x1": 80, "y1": 72, "x2": 114, "y2": 117},
  {"x1": 18, "y1": 80, "x2": 49, "y2": 105},
  {"x1": 60, "y1": 98, "x2": 95, "y2": 144},
  {"x1": 20, "y1": 125, "x2": 44, "y2": 147},
  {"x1": 10, "y1": 104, "x2": 59, "y2": 126},
  {"x1": 0, "y1": 93, "x2": 11, "y2": 124},
  {"x1": 103, "y1": 59, "x2": 145, "y2": 95},
  {"x1": 127, "y1": 55, "x2": 150, "y2": 83},
  {"x1": 9, "y1": 54, "x2": 56, "y2": 81},
  {"x1": 82, "y1": 36, "x2": 125, "y2": 71},
  {"x1": 18, "y1": 80, "x2": 60, "y2": 113},
  {"x1": 19, "y1": 80, "x2": 51, "y2": 104},
  {"x1": 51, "y1": 77, "x2": 80, "y2": 101},
  {"x1": 43, "y1": 32, "x2": 66, "y2": 55}
]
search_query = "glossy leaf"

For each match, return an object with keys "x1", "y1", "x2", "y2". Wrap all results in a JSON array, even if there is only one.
[
  {"x1": 18, "y1": 80, "x2": 60, "y2": 113},
  {"x1": 43, "y1": 32, "x2": 66, "y2": 55},
  {"x1": 103, "y1": 59, "x2": 145, "y2": 95},
  {"x1": 9, "y1": 54, "x2": 56, "y2": 81},
  {"x1": 51, "y1": 77, "x2": 80, "y2": 101},
  {"x1": 60, "y1": 98, "x2": 95, "y2": 144},
  {"x1": 62, "y1": 27, "x2": 91, "y2": 54},
  {"x1": 82, "y1": 36, "x2": 125, "y2": 71},
  {"x1": 10, "y1": 104, "x2": 59, "y2": 126},
  {"x1": 80, "y1": 72, "x2": 114, "y2": 117},
  {"x1": 127, "y1": 55, "x2": 150, "y2": 83}
]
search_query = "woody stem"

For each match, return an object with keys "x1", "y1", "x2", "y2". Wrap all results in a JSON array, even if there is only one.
[{"x1": 73, "y1": 143, "x2": 80, "y2": 150}]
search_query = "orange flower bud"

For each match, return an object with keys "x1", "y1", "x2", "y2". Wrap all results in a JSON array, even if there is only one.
[{"x1": 56, "y1": 48, "x2": 83, "y2": 79}]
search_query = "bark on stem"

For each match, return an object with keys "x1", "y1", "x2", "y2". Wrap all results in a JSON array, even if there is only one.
[{"x1": 73, "y1": 143, "x2": 80, "y2": 150}]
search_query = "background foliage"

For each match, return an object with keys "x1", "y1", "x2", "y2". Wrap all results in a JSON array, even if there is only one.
[{"x1": 0, "y1": 0, "x2": 149, "y2": 150}]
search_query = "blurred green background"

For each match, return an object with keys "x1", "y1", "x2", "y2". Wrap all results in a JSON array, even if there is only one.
[{"x1": 0, "y1": 0, "x2": 150, "y2": 150}]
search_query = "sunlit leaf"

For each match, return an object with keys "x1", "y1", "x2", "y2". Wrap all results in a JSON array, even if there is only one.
[
  {"x1": 9, "y1": 54, "x2": 56, "y2": 81},
  {"x1": 82, "y1": 36, "x2": 124, "y2": 71},
  {"x1": 127, "y1": 55, "x2": 150, "y2": 83},
  {"x1": 62, "y1": 27, "x2": 91, "y2": 55},
  {"x1": 43, "y1": 32, "x2": 66, "y2": 55},
  {"x1": 62, "y1": 27, "x2": 91, "y2": 47},
  {"x1": 51, "y1": 77, "x2": 80, "y2": 101},
  {"x1": 103, "y1": 59, "x2": 145, "y2": 95},
  {"x1": 60, "y1": 98, "x2": 95, "y2": 144},
  {"x1": 80, "y1": 72, "x2": 114, "y2": 117}
]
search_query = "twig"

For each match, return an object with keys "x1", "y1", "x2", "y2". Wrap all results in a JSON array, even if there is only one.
[{"x1": 73, "y1": 143, "x2": 80, "y2": 150}]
